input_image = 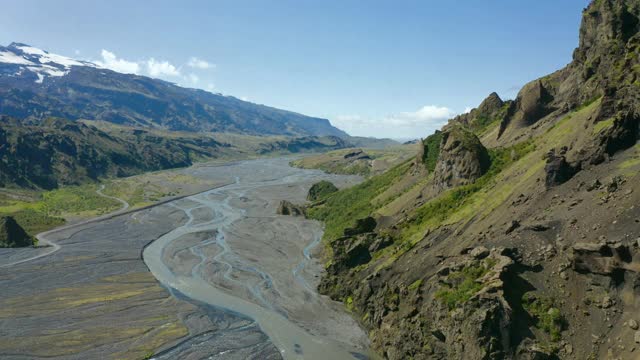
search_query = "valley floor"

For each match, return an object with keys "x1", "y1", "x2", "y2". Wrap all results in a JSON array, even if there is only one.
[{"x1": 0, "y1": 158, "x2": 370, "y2": 359}]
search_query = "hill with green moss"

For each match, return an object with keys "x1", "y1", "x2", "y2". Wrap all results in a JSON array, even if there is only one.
[
  {"x1": 308, "y1": 1, "x2": 640, "y2": 358},
  {"x1": 0, "y1": 117, "x2": 349, "y2": 189}
]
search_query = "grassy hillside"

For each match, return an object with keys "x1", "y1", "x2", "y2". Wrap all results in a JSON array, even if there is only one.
[
  {"x1": 291, "y1": 145, "x2": 415, "y2": 176},
  {"x1": 309, "y1": 45, "x2": 640, "y2": 358}
]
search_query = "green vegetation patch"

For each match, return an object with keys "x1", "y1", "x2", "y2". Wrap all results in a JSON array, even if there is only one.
[
  {"x1": 2, "y1": 209, "x2": 64, "y2": 235},
  {"x1": 408, "y1": 279, "x2": 423, "y2": 291},
  {"x1": 41, "y1": 185, "x2": 121, "y2": 216},
  {"x1": 421, "y1": 131, "x2": 443, "y2": 172},
  {"x1": 592, "y1": 117, "x2": 615, "y2": 134},
  {"x1": 0, "y1": 184, "x2": 122, "y2": 234},
  {"x1": 307, "y1": 160, "x2": 412, "y2": 242},
  {"x1": 471, "y1": 102, "x2": 511, "y2": 134},
  {"x1": 435, "y1": 259, "x2": 496, "y2": 310},
  {"x1": 522, "y1": 292, "x2": 564, "y2": 341}
]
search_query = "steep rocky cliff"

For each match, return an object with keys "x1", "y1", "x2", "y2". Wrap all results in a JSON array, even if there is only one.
[{"x1": 309, "y1": 1, "x2": 640, "y2": 359}]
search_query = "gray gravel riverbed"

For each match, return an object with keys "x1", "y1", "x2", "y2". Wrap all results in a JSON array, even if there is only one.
[{"x1": 0, "y1": 158, "x2": 370, "y2": 359}]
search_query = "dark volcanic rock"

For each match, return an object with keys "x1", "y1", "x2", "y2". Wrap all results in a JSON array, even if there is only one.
[
  {"x1": 499, "y1": 80, "x2": 554, "y2": 137},
  {"x1": 276, "y1": 200, "x2": 306, "y2": 217},
  {"x1": 0, "y1": 216, "x2": 34, "y2": 248},
  {"x1": 544, "y1": 148, "x2": 577, "y2": 188},
  {"x1": 449, "y1": 92, "x2": 509, "y2": 132},
  {"x1": 570, "y1": 241, "x2": 632, "y2": 275},
  {"x1": 476, "y1": 92, "x2": 505, "y2": 117},
  {"x1": 431, "y1": 125, "x2": 490, "y2": 192}
]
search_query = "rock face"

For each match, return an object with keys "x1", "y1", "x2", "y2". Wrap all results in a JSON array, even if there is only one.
[
  {"x1": 499, "y1": 80, "x2": 555, "y2": 137},
  {"x1": 0, "y1": 216, "x2": 34, "y2": 248},
  {"x1": 343, "y1": 149, "x2": 372, "y2": 160},
  {"x1": 477, "y1": 92, "x2": 505, "y2": 116},
  {"x1": 431, "y1": 125, "x2": 490, "y2": 192},
  {"x1": 307, "y1": 180, "x2": 339, "y2": 202},
  {"x1": 276, "y1": 200, "x2": 305, "y2": 217},
  {"x1": 322, "y1": 247, "x2": 519, "y2": 360},
  {"x1": 450, "y1": 92, "x2": 509, "y2": 132}
]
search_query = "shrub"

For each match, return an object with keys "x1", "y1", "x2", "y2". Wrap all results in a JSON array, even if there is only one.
[{"x1": 522, "y1": 292, "x2": 564, "y2": 341}]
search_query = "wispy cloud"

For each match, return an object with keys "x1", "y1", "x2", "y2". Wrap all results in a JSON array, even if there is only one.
[
  {"x1": 187, "y1": 57, "x2": 213, "y2": 69},
  {"x1": 95, "y1": 50, "x2": 141, "y2": 74},
  {"x1": 332, "y1": 105, "x2": 459, "y2": 139},
  {"x1": 186, "y1": 73, "x2": 199, "y2": 84}
]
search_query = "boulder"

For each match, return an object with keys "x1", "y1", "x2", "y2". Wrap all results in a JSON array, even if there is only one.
[
  {"x1": 368, "y1": 235, "x2": 393, "y2": 253},
  {"x1": 276, "y1": 200, "x2": 306, "y2": 217},
  {"x1": 0, "y1": 216, "x2": 34, "y2": 248},
  {"x1": 307, "y1": 180, "x2": 339, "y2": 202},
  {"x1": 344, "y1": 216, "x2": 377, "y2": 236},
  {"x1": 570, "y1": 242, "x2": 631, "y2": 275},
  {"x1": 505, "y1": 220, "x2": 521, "y2": 234},
  {"x1": 544, "y1": 148, "x2": 576, "y2": 188},
  {"x1": 431, "y1": 125, "x2": 491, "y2": 192}
]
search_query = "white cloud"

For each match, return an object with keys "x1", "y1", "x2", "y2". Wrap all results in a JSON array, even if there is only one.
[
  {"x1": 386, "y1": 105, "x2": 454, "y2": 127},
  {"x1": 335, "y1": 114, "x2": 362, "y2": 122},
  {"x1": 95, "y1": 49, "x2": 141, "y2": 74},
  {"x1": 187, "y1": 57, "x2": 213, "y2": 69},
  {"x1": 186, "y1": 73, "x2": 199, "y2": 84},
  {"x1": 92, "y1": 50, "x2": 217, "y2": 92},
  {"x1": 332, "y1": 105, "x2": 458, "y2": 139},
  {"x1": 146, "y1": 58, "x2": 180, "y2": 77},
  {"x1": 464, "y1": 106, "x2": 473, "y2": 113}
]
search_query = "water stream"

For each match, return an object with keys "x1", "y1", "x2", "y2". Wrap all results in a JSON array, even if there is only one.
[{"x1": 143, "y1": 158, "x2": 368, "y2": 359}]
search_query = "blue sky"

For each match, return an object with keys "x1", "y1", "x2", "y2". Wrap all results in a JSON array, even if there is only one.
[{"x1": 0, "y1": 0, "x2": 589, "y2": 139}]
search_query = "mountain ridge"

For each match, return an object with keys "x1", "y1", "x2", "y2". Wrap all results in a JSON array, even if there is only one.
[{"x1": 0, "y1": 42, "x2": 348, "y2": 137}]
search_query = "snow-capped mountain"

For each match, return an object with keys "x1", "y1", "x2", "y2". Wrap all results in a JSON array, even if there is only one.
[
  {"x1": 0, "y1": 42, "x2": 99, "y2": 84},
  {"x1": 0, "y1": 43, "x2": 348, "y2": 137}
]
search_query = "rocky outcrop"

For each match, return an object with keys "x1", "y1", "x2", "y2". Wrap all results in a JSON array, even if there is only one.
[
  {"x1": 477, "y1": 92, "x2": 505, "y2": 116},
  {"x1": 336, "y1": 247, "x2": 519, "y2": 360},
  {"x1": 499, "y1": 80, "x2": 555, "y2": 138},
  {"x1": 276, "y1": 200, "x2": 305, "y2": 217},
  {"x1": 344, "y1": 216, "x2": 377, "y2": 236},
  {"x1": 431, "y1": 125, "x2": 490, "y2": 192},
  {"x1": 0, "y1": 216, "x2": 34, "y2": 248},
  {"x1": 570, "y1": 241, "x2": 633, "y2": 275},
  {"x1": 307, "y1": 180, "x2": 339, "y2": 202},
  {"x1": 544, "y1": 147, "x2": 577, "y2": 188},
  {"x1": 343, "y1": 149, "x2": 372, "y2": 160},
  {"x1": 450, "y1": 92, "x2": 510, "y2": 132}
]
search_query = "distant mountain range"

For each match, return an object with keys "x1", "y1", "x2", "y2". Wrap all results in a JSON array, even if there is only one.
[{"x1": 0, "y1": 42, "x2": 347, "y2": 137}]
